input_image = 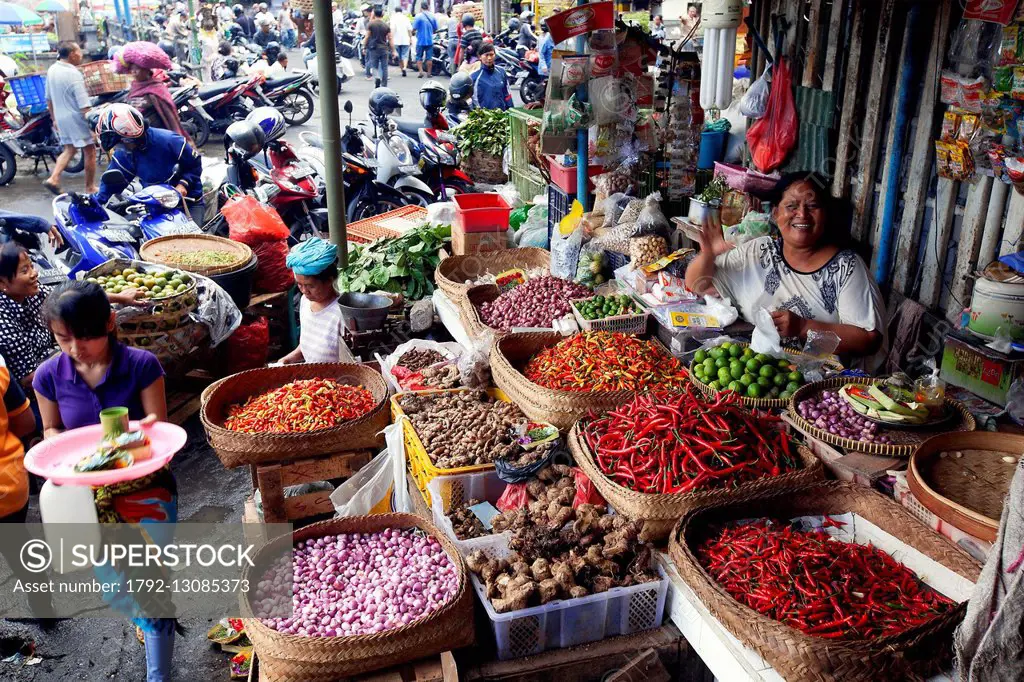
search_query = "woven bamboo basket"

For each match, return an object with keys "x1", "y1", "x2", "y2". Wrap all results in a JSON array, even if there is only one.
[
  {"x1": 668, "y1": 481, "x2": 981, "y2": 682},
  {"x1": 689, "y1": 341, "x2": 843, "y2": 410},
  {"x1": 463, "y1": 150, "x2": 507, "y2": 184},
  {"x1": 200, "y1": 363, "x2": 390, "y2": 468},
  {"x1": 908, "y1": 432, "x2": 1024, "y2": 542},
  {"x1": 243, "y1": 514, "x2": 475, "y2": 681},
  {"x1": 460, "y1": 284, "x2": 503, "y2": 339},
  {"x1": 491, "y1": 332, "x2": 675, "y2": 430},
  {"x1": 140, "y1": 235, "x2": 253, "y2": 276},
  {"x1": 569, "y1": 421, "x2": 823, "y2": 542},
  {"x1": 787, "y1": 377, "x2": 976, "y2": 457},
  {"x1": 435, "y1": 247, "x2": 550, "y2": 301},
  {"x1": 80, "y1": 60, "x2": 132, "y2": 96}
]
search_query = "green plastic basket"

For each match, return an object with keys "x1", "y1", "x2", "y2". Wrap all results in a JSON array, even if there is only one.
[{"x1": 508, "y1": 107, "x2": 543, "y2": 178}]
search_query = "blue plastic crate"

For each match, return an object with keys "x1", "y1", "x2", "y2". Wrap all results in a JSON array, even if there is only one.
[
  {"x1": 9, "y1": 73, "x2": 46, "y2": 115},
  {"x1": 546, "y1": 183, "x2": 571, "y2": 244}
]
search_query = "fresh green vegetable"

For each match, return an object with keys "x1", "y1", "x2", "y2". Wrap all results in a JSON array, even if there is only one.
[
  {"x1": 452, "y1": 108, "x2": 509, "y2": 157},
  {"x1": 339, "y1": 223, "x2": 451, "y2": 300},
  {"x1": 574, "y1": 294, "x2": 636, "y2": 321},
  {"x1": 695, "y1": 174, "x2": 727, "y2": 204}
]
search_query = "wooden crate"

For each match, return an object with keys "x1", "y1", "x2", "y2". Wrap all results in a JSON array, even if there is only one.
[
  {"x1": 251, "y1": 650, "x2": 458, "y2": 682},
  {"x1": 248, "y1": 449, "x2": 373, "y2": 524},
  {"x1": 245, "y1": 290, "x2": 297, "y2": 360}
]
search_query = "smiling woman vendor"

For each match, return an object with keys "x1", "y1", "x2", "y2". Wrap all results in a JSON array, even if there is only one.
[{"x1": 685, "y1": 173, "x2": 886, "y2": 367}]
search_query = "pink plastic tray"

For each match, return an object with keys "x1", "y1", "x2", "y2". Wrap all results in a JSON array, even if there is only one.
[{"x1": 25, "y1": 421, "x2": 188, "y2": 486}]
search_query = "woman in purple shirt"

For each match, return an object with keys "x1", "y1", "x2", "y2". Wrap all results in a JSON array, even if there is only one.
[{"x1": 32, "y1": 281, "x2": 178, "y2": 682}]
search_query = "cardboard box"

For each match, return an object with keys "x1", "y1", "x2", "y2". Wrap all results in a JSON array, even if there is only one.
[
  {"x1": 452, "y1": 228, "x2": 508, "y2": 256},
  {"x1": 940, "y1": 334, "x2": 1024, "y2": 406}
]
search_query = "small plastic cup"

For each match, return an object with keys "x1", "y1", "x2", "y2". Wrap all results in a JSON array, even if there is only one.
[{"x1": 99, "y1": 407, "x2": 129, "y2": 438}]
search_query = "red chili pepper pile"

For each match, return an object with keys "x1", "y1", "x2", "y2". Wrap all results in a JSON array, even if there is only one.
[
  {"x1": 698, "y1": 520, "x2": 956, "y2": 640},
  {"x1": 524, "y1": 332, "x2": 689, "y2": 392},
  {"x1": 224, "y1": 379, "x2": 376, "y2": 433},
  {"x1": 582, "y1": 387, "x2": 797, "y2": 494}
]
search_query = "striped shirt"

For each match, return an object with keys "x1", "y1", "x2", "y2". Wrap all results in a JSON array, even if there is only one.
[{"x1": 299, "y1": 296, "x2": 356, "y2": 363}]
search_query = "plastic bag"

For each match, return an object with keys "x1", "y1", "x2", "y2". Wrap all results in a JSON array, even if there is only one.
[
  {"x1": 494, "y1": 182, "x2": 522, "y2": 209},
  {"x1": 225, "y1": 316, "x2": 269, "y2": 374},
  {"x1": 635, "y1": 192, "x2": 669, "y2": 235},
  {"x1": 1007, "y1": 379, "x2": 1024, "y2": 425},
  {"x1": 191, "y1": 272, "x2": 242, "y2": 346},
  {"x1": 600, "y1": 192, "x2": 630, "y2": 228},
  {"x1": 496, "y1": 483, "x2": 529, "y2": 512},
  {"x1": 747, "y1": 59, "x2": 797, "y2": 173},
  {"x1": 575, "y1": 246, "x2": 606, "y2": 287},
  {"x1": 251, "y1": 240, "x2": 295, "y2": 293},
  {"x1": 551, "y1": 222, "x2": 584, "y2": 280},
  {"x1": 377, "y1": 339, "x2": 462, "y2": 393},
  {"x1": 457, "y1": 332, "x2": 492, "y2": 388},
  {"x1": 426, "y1": 201, "x2": 456, "y2": 225},
  {"x1": 739, "y1": 65, "x2": 771, "y2": 119},
  {"x1": 572, "y1": 468, "x2": 605, "y2": 508},
  {"x1": 222, "y1": 195, "x2": 290, "y2": 245},
  {"x1": 750, "y1": 308, "x2": 784, "y2": 356},
  {"x1": 330, "y1": 422, "x2": 412, "y2": 516}
]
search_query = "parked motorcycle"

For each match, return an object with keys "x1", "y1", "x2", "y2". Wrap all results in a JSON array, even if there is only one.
[
  {"x1": 0, "y1": 79, "x2": 84, "y2": 186},
  {"x1": 393, "y1": 81, "x2": 474, "y2": 199},
  {"x1": 0, "y1": 213, "x2": 65, "y2": 286},
  {"x1": 343, "y1": 92, "x2": 435, "y2": 206},
  {"x1": 303, "y1": 47, "x2": 354, "y2": 96},
  {"x1": 171, "y1": 83, "x2": 214, "y2": 148},
  {"x1": 194, "y1": 73, "x2": 265, "y2": 138},
  {"x1": 52, "y1": 192, "x2": 141, "y2": 280},
  {"x1": 260, "y1": 72, "x2": 316, "y2": 126},
  {"x1": 494, "y1": 46, "x2": 546, "y2": 104}
]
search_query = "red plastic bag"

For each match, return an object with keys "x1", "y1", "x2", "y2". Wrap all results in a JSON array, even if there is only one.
[
  {"x1": 747, "y1": 58, "x2": 798, "y2": 173},
  {"x1": 572, "y1": 468, "x2": 606, "y2": 508},
  {"x1": 225, "y1": 316, "x2": 269, "y2": 374},
  {"x1": 496, "y1": 483, "x2": 529, "y2": 512},
  {"x1": 252, "y1": 240, "x2": 295, "y2": 293},
  {"x1": 222, "y1": 195, "x2": 290, "y2": 245}
]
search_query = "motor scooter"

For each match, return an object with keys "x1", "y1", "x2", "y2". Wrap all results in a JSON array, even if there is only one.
[
  {"x1": 0, "y1": 214, "x2": 65, "y2": 286},
  {"x1": 0, "y1": 75, "x2": 84, "y2": 186}
]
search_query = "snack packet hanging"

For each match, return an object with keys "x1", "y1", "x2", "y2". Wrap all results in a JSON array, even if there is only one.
[
  {"x1": 1013, "y1": 67, "x2": 1024, "y2": 100},
  {"x1": 994, "y1": 66, "x2": 1014, "y2": 92},
  {"x1": 941, "y1": 110, "x2": 961, "y2": 140},
  {"x1": 960, "y1": 76, "x2": 987, "y2": 112},
  {"x1": 935, "y1": 141, "x2": 952, "y2": 178},
  {"x1": 940, "y1": 70, "x2": 961, "y2": 105},
  {"x1": 998, "y1": 25, "x2": 1020, "y2": 65}
]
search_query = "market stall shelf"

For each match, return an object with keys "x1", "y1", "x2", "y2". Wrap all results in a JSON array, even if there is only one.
[
  {"x1": 242, "y1": 515, "x2": 474, "y2": 681},
  {"x1": 907, "y1": 432, "x2": 1023, "y2": 543},
  {"x1": 788, "y1": 377, "x2": 976, "y2": 456},
  {"x1": 569, "y1": 423, "x2": 823, "y2": 542},
  {"x1": 201, "y1": 363, "x2": 389, "y2": 468},
  {"x1": 667, "y1": 481, "x2": 981, "y2": 682}
]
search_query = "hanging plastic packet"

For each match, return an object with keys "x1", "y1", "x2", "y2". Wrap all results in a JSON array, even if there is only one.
[
  {"x1": 959, "y1": 113, "x2": 981, "y2": 144},
  {"x1": 998, "y1": 25, "x2": 1020, "y2": 65},
  {"x1": 994, "y1": 66, "x2": 1014, "y2": 92},
  {"x1": 940, "y1": 70, "x2": 961, "y2": 105},
  {"x1": 941, "y1": 110, "x2": 961, "y2": 140},
  {"x1": 1012, "y1": 67, "x2": 1024, "y2": 100},
  {"x1": 961, "y1": 75, "x2": 987, "y2": 112},
  {"x1": 988, "y1": 143, "x2": 1008, "y2": 180},
  {"x1": 794, "y1": 329, "x2": 841, "y2": 383},
  {"x1": 560, "y1": 55, "x2": 589, "y2": 89}
]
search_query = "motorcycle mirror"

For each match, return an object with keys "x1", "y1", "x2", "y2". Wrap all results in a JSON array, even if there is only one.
[{"x1": 344, "y1": 100, "x2": 353, "y2": 114}]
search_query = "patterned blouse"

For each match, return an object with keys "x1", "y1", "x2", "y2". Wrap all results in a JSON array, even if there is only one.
[{"x1": 0, "y1": 286, "x2": 57, "y2": 383}]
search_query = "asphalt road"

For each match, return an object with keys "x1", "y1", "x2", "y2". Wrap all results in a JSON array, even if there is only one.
[{"x1": 0, "y1": 56, "x2": 459, "y2": 681}]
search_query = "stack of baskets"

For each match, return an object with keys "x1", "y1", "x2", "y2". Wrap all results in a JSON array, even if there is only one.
[
  {"x1": 139, "y1": 234, "x2": 258, "y2": 310},
  {"x1": 242, "y1": 514, "x2": 474, "y2": 680},
  {"x1": 87, "y1": 259, "x2": 201, "y2": 373},
  {"x1": 200, "y1": 363, "x2": 390, "y2": 468},
  {"x1": 80, "y1": 60, "x2": 132, "y2": 97}
]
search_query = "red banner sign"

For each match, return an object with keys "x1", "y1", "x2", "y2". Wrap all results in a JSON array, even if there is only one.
[
  {"x1": 546, "y1": 2, "x2": 615, "y2": 45},
  {"x1": 963, "y1": 0, "x2": 1019, "y2": 25}
]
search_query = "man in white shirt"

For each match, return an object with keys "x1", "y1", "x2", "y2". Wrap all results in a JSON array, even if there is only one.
[
  {"x1": 390, "y1": 8, "x2": 412, "y2": 77},
  {"x1": 254, "y1": 2, "x2": 275, "y2": 28},
  {"x1": 216, "y1": 0, "x2": 234, "y2": 25},
  {"x1": 266, "y1": 52, "x2": 289, "y2": 78},
  {"x1": 331, "y1": 1, "x2": 343, "y2": 25}
]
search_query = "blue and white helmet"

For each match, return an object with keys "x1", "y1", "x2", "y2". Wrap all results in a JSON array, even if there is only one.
[{"x1": 246, "y1": 107, "x2": 286, "y2": 143}]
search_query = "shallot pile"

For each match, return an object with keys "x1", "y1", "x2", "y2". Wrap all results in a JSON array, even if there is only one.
[
  {"x1": 256, "y1": 529, "x2": 459, "y2": 637},
  {"x1": 480, "y1": 276, "x2": 591, "y2": 330},
  {"x1": 797, "y1": 391, "x2": 893, "y2": 444}
]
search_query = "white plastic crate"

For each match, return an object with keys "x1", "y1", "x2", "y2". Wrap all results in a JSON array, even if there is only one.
[
  {"x1": 472, "y1": 561, "x2": 669, "y2": 660},
  {"x1": 427, "y1": 471, "x2": 510, "y2": 558}
]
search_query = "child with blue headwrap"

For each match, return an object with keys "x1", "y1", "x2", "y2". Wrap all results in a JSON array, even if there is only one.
[{"x1": 279, "y1": 238, "x2": 357, "y2": 364}]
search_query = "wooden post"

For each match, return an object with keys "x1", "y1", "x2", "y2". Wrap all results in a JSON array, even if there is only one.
[
  {"x1": 802, "y1": 0, "x2": 824, "y2": 87},
  {"x1": 821, "y1": 0, "x2": 847, "y2": 92},
  {"x1": 918, "y1": 178, "x2": 959, "y2": 307},
  {"x1": 891, "y1": 0, "x2": 952, "y2": 294},
  {"x1": 978, "y1": 180, "x2": 1010, "y2": 269},
  {"x1": 999, "y1": 191, "x2": 1024, "y2": 257},
  {"x1": 948, "y1": 177, "x2": 994, "y2": 323},
  {"x1": 830, "y1": 0, "x2": 864, "y2": 197},
  {"x1": 850, "y1": 0, "x2": 899, "y2": 243}
]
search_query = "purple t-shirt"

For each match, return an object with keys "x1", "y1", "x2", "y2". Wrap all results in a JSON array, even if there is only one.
[{"x1": 32, "y1": 343, "x2": 165, "y2": 431}]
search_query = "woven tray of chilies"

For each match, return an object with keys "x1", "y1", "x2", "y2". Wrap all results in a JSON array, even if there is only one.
[{"x1": 568, "y1": 386, "x2": 824, "y2": 542}]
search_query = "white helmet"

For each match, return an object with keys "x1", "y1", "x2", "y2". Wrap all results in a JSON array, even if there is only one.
[{"x1": 95, "y1": 103, "x2": 146, "y2": 151}]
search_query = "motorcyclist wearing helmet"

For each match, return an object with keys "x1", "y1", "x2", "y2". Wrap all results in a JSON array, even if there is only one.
[
  {"x1": 503, "y1": 16, "x2": 520, "y2": 47},
  {"x1": 254, "y1": 17, "x2": 279, "y2": 48},
  {"x1": 157, "y1": 39, "x2": 176, "y2": 62},
  {"x1": 418, "y1": 79, "x2": 446, "y2": 126},
  {"x1": 517, "y1": 11, "x2": 536, "y2": 50},
  {"x1": 458, "y1": 14, "x2": 482, "y2": 66},
  {"x1": 94, "y1": 104, "x2": 205, "y2": 223},
  {"x1": 262, "y1": 40, "x2": 282, "y2": 64},
  {"x1": 212, "y1": 41, "x2": 245, "y2": 79},
  {"x1": 233, "y1": 3, "x2": 257, "y2": 38},
  {"x1": 470, "y1": 43, "x2": 511, "y2": 111},
  {"x1": 447, "y1": 71, "x2": 474, "y2": 118}
]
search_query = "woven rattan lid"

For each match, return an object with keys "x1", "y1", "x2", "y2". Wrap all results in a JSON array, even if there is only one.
[{"x1": 140, "y1": 235, "x2": 253, "y2": 276}]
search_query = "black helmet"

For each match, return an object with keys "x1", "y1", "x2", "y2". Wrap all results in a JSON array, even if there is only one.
[
  {"x1": 232, "y1": 4, "x2": 243, "y2": 16},
  {"x1": 222, "y1": 56, "x2": 240, "y2": 76},
  {"x1": 507, "y1": 17, "x2": 520, "y2": 32},
  {"x1": 157, "y1": 39, "x2": 176, "y2": 61},
  {"x1": 449, "y1": 72, "x2": 473, "y2": 103},
  {"x1": 225, "y1": 21, "x2": 243, "y2": 39},
  {"x1": 225, "y1": 120, "x2": 266, "y2": 158},
  {"x1": 153, "y1": 13, "x2": 166, "y2": 25},
  {"x1": 461, "y1": 13, "x2": 474, "y2": 26},
  {"x1": 368, "y1": 87, "x2": 403, "y2": 117},
  {"x1": 419, "y1": 80, "x2": 447, "y2": 112},
  {"x1": 264, "y1": 41, "x2": 281, "y2": 63}
]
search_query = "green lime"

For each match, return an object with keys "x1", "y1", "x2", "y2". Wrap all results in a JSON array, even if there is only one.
[
  {"x1": 694, "y1": 350, "x2": 708, "y2": 364},
  {"x1": 730, "y1": 365, "x2": 744, "y2": 380},
  {"x1": 742, "y1": 347, "x2": 754, "y2": 358},
  {"x1": 785, "y1": 381, "x2": 801, "y2": 393},
  {"x1": 788, "y1": 371, "x2": 803, "y2": 383},
  {"x1": 727, "y1": 380, "x2": 743, "y2": 393},
  {"x1": 757, "y1": 376, "x2": 771, "y2": 388},
  {"x1": 739, "y1": 374, "x2": 755, "y2": 387},
  {"x1": 773, "y1": 373, "x2": 788, "y2": 387},
  {"x1": 746, "y1": 383, "x2": 763, "y2": 398},
  {"x1": 703, "y1": 359, "x2": 715, "y2": 373},
  {"x1": 780, "y1": 391, "x2": 793, "y2": 401},
  {"x1": 709, "y1": 380, "x2": 722, "y2": 391},
  {"x1": 716, "y1": 357, "x2": 728, "y2": 369},
  {"x1": 759, "y1": 365, "x2": 776, "y2": 378},
  {"x1": 778, "y1": 358, "x2": 792, "y2": 369},
  {"x1": 769, "y1": 387, "x2": 781, "y2": 398},
  {"x1": 729, "y1": 345, "x2": 743, "y2": 358},
  {"x1": 745, "y1": 359, "x2": 761, "y2": 373},
  {"x1": 755, "y1": 353, "x2": 771, "y2": 363},
  {"x1": 717, "y1": 368, "x2": 732, "y2": 384},
  {"x1": 710, "y1": 348, "x2": 724, "y2": 360}
]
